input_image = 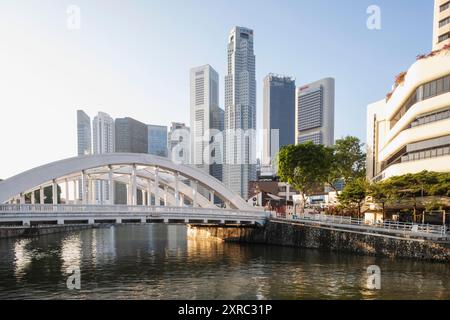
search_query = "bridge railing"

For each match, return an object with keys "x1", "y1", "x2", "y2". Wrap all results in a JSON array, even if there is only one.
[
  {"x1": 0, "y1": 204, "x2": 269, "y2": 218},
  {"x1": 272, "y1": 212, "x2": 448, "y2": 237}
]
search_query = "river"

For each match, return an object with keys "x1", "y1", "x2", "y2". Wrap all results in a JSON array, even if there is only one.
[{"x1": 0, "y1": 224, "x2": 449, "y2": 300}]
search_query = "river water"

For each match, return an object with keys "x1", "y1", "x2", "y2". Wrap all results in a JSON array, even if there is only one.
[{"x1": 0, "y1": 224, "x2": 449, "y2": 300}]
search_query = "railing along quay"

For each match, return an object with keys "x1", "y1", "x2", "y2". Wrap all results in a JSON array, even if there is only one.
[{"x1": 272, "y1": 212, "x2": 449, "y2": 239}]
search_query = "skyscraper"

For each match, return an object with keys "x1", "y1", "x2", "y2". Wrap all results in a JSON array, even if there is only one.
[
  {"x1": 93, "y1": 112, "x2": 115, "y2": 204},
  {"x1": 262, "y1": 74, "x2": 296, "y2": 167},
  {"x1": 148, "y1": 124, "x2": 168, "y2": 157},
  {"x1": 295, "y1": 78, "x2": 335, "y2": 147},
  {"x1": 77, "y1": 110, "x2": 91, "y2": 156},
  {"x1": 190, "y1": 64, "x2": 224, "y2": 181},
  {"x1": 168, "y1": 122, "x2": 190, "y2": 165},
  {"x1": 115, "y1": 117, "x2": 148, "y2": 154},
  {"x1": 77, "y1": 110, "x2": 91, "y2": 200},
  {"x1": 223, "y1": 26, "x2": 257, "y2": 199},
  {"x1": 433, "y1": 0, "x2": 450, "y2": 51}
]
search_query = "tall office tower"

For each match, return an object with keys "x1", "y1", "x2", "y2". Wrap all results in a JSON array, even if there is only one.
[
  {"x1": 262, "y1": 74, "x2": 296, "y2": 168},
  {"x1": 190, "y1": 64, "x2": 224, "y2": 181},
  {"x1": 223, "y1": 26, "x2": 257, "y2": 199},
  {"x1": 148, "y1": 124, "x2": 168, "y2": 157},
  {"x1": 115, "y1": 117, "x2": 148, "y2": 153},
  {"x1": 168, "y1": 122, "x2": 190, "y2": 164},
  {"x1": 77, "y1": 110, "x2": 92, "y2": 156},
  {"x1": 113, "y1": 117, "x2": 148, "y2": 205},
  {"x1": 295, "y1": 78, "x2": 335, "y2": 147},
  {"x1": 433, "y1": 0, "x2": 450, "y2": 50},
  {"x1": 93, "y1": 112, "x2": 115, "y2": 204},
  {"x1": 77, "y1": 110, "x2": 92, "y2": 200}
]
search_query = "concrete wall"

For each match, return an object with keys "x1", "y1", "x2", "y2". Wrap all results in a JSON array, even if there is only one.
[
  {"x1": 0, "y1": 225, "x2": 92, "y2": 239},
  {"x1": 188, "y1": 221, "x2": 450, "y2": 262}
]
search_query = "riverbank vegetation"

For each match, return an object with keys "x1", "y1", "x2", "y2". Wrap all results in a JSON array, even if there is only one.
[{"x1": 277, "y1": 137, "x2": 450, "y2": 222}]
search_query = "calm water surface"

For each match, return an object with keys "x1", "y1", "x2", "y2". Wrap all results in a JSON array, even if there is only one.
[{"x1": 0, "y1": 224, "x2": 449, "y2": 300}]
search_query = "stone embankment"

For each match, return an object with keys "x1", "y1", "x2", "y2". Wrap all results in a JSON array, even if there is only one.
[{"x1": 188, "y1": 221, "x2": 450, "y2": 262}]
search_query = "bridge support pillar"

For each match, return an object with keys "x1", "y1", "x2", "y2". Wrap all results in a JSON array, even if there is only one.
[
  {"x1": 88, "y1": 218, "x2": 95, "y2": 225},
  {"x1": 131, "y1": 165, "x2": 137, "y2": 206},
  {"x1": 163, "y1": 186, "x2": 168, "y2": 206},
  {"x1": 31, "y1": 191, "x2": 35, "y2": 205},
  {"x1": 141, "y1": 218, "x2": 146, "y2": 224},
  {"x1": 52, "y1": 180, "x2": 58, "y2": 205},
  {"x1": 57, "y1": 219, "x2": 64, "y2": 225},
  {"x1": 164, "y1": 218, "x2": 169, "y2": 223},
  {"x1": 154, "y1": 167, "x2": 160, "y2": 206},
  {"x1": 22, "y1": 219, "x2": 31, "y2": 227},
  {"x1": 116, "y1": 218, "x2": 122, "y2": 224},
  {"x1": 174, "y1": 172, "x2": 180, "y2": 206},
  {"x1": 40, "y1": 187, "x2": 44, "y2": 205},
  {"x1": 192, "y1": 181, "x2": 198, "y2": 208},
  {"x1": 108, "y1": 166, "x2": 115, "y2": 205}
]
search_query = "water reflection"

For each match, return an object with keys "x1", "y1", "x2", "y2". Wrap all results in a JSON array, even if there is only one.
[{"x1": 0, "y1": 224, "x2": 449, "y2": 300}]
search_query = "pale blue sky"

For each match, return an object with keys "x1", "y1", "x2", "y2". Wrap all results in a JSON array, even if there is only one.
[{"x1": 0, "y1": 0, "x2": 434, "y2": 178}]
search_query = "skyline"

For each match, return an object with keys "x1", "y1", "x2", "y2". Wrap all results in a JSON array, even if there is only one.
[{"x1": 0, "y1": 0, "x2": 435, "y2": 179}]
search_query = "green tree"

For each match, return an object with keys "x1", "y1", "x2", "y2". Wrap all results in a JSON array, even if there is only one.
[
  {"x1": 388, "y1": 171, "x2": 440, "y2": 222},
  {"x1": 368, "y1": 181, "x2": 395, "y2": 220},
  {"x1": 338, "y1": 177, "x2": 368, "y2": 218},
  {"x1": 277, "y1": 142, "x2": 333, "y2": 212},
  {"x1": 326, "y1": 136, "x2": 366, "y2": 191}
]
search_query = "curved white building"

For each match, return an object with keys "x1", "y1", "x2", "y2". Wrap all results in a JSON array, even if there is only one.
[
  {"x1": 367, "y1": 0, "x2": 450, "y2": 182},
  {"x1": 367, "y1": 50, "x2": 450, "y2": 181}
]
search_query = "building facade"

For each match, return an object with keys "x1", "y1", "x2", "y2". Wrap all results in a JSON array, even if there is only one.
[
  {"x1": 76, "y1": 110, "x2": 92, "y2": 200},
  {"x1": 190, "y1": 64, "x2": 224, "y2": 181},
  {"x1": 115, "y1": 117, "x2": 148, "y2": 154},
  {"x1": 114, "y1": 117, "x2": 148, "y2": 204},
  {"x1": 148, "y1": 124, "x2": 168, "y2": 157},
  {"x1": 295, "y1": 77, "x2": 335, "y2": 146},
  {"x1": 223, "y1": 26, "x2": 257, "y2": 199},
  {"x1": 367, "y1": 3, "x2": 450, "y2": 182},
  {"x1": 168, "y1": 122, "x2": 190, "y2": 165},
  {"x1": 262, "y1": 74, "x2": 296, "y2": 167},
  {"x1": 434, "y1": 0, "x2": 450, "y2": 51},
  {"x1": 93, "y1": 112, "x2": 115, "y2": 204},
  {"x1": 77, "y1": 110, "x2": 92, "y2": 156}
]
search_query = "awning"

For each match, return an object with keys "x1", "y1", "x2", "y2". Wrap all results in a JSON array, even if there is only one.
[{"x1": 267, "y1": 193, "x2": 282, "y2": 201}]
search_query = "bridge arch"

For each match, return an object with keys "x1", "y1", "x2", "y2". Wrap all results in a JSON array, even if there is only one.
[{"x1": 0, "y1": 153, "x2": 254, "y2": 211}]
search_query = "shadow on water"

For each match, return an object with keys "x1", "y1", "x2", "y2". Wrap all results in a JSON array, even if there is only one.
[{"x1": 0, "y1": 224, "x2": 449, "y2": 300}]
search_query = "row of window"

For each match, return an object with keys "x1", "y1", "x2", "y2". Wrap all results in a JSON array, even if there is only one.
[
  {"x1": 390, "y1": 74, "x2": 450, "y2": 129},
  {"x1": 439, "y1": 32, "x2": 450, "y2": 43},
  {"x1": 441, "y1": 1, "x2": 450, "y2": 12},
  {"x1": 440, "y1": 16, "x2": 450, "y2": 28},
  {"x1": 410, "y1": 108, "x2": 450, "y2": 128},
  {"x1": 401, "y1": 145, "x2": 450, "y2": 163}
]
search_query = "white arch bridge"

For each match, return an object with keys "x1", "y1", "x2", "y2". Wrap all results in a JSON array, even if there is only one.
[{"x1": 0, "y1": 154, "x2": 269, "y2": 226}]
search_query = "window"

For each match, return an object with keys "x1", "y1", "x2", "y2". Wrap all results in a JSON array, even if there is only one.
[
  {"x1": 440, "y1": 17, "x2": 450, "y2": 28},
  {"x1": 441, "y1": 1, "x2": 450, "y2": 12},
  {"x1": 439, "y1": 32, "x2": 450, "y2": 43}
]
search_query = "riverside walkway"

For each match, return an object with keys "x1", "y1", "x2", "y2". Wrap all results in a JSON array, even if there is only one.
[{"x1": 271, "y1": 212, "x2": 449, "y2": 241}]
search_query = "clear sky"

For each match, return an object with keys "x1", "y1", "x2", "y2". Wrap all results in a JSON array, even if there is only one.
[{"x1": 0, "y1": 0, "x2": 434, "y2": 179}]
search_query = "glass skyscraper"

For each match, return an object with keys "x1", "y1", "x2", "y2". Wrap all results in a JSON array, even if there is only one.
[
  {"x1": 262, "y1": 74, "x2": 296, "y2": 167},
  {"x1": 148, "y1": 124, "x2": 168, "y2": 157}
]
